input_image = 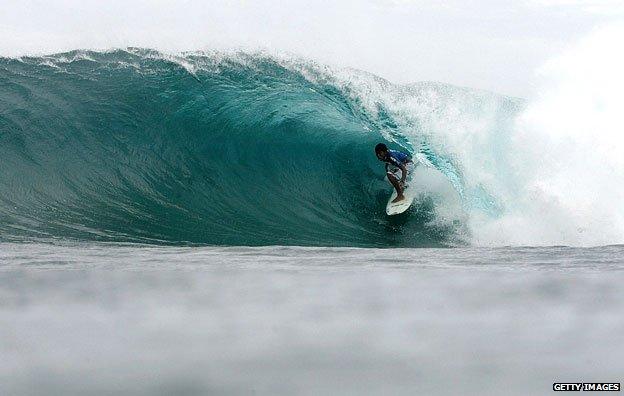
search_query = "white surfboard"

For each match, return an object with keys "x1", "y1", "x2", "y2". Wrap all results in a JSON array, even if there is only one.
[{"x1": 386, "y1": 182, "x2": 416, "y2": 215}]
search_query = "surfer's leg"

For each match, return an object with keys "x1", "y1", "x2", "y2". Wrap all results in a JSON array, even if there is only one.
[{"x1": 387, "y1": 173, "x2": 405, "y2": 202}]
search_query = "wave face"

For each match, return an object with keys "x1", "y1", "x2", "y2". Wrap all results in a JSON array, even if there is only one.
[{"x1": 0, "y1": 49, "x2": 522, "y2": 247}]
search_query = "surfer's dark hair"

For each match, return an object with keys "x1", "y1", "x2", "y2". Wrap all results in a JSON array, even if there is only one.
[{"x1": 375, "y1": 143, "x2": 387, "y2": 153}]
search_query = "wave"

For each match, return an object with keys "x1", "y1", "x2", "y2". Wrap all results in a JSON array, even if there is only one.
[{"x1": 12, "y1": 46, "x2": 620, "y2": 247}]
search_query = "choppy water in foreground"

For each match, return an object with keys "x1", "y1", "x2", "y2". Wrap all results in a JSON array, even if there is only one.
[{"x1": 1, "y1": 242, "x2": 623, "y2": 395}]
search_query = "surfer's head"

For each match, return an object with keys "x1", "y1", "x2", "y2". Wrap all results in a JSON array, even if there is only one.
[{"x1": 375, "y1": 143, "x2": 388, "y2": 160}]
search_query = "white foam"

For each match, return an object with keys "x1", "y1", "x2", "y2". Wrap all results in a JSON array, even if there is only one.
[{"x1": 470, "y1": 23, "x2": 624, "y2": 246}]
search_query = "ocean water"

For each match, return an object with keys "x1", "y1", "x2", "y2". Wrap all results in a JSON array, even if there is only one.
[
  {"x1": 1, "y1": 242, "x2": 623, "y2": 395},
  {"x1": 1, "y1": 48, "x2": 624, "y2": 395}
]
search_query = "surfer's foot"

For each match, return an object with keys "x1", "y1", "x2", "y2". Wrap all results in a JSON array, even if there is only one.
[{"x1": 392, "y1": 194, "x2": 405, "y2": 203}]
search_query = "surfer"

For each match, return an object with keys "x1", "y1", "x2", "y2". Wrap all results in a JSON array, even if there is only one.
[{"x1": 375, "y1": 143, "x2": 413, "y2": 203}]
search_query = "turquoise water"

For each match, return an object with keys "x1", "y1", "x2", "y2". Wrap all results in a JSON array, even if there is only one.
[{"x1": 0, "y1": 49, "x2": 521, "y2": 247}]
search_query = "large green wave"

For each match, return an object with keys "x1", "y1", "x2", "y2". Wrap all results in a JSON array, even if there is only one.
[{"x1": 0, "y1": 49, "x2": 520, "y2": 246}]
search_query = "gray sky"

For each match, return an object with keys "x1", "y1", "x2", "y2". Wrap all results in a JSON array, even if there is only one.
[{"x1": 1, "y1": 0, "x2": 623, "y2": 97}]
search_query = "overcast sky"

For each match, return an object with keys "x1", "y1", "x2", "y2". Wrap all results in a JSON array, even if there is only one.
[{"x1": 1, "y1": 0, "x2": 623, "y2": 97}]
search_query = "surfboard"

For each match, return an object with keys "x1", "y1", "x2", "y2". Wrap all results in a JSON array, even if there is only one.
[{"x1": 386, "y1": 182, "x2": 416, "y2": 215}]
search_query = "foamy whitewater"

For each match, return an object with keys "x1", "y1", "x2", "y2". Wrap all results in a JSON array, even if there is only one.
[{"x1": 1, "y1": 22, "x2": 624, "y2": 396}]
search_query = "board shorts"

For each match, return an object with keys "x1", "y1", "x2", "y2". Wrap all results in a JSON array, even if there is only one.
[{"x1": 386, "y1": 161, "x2": 415, "y2": 184}]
